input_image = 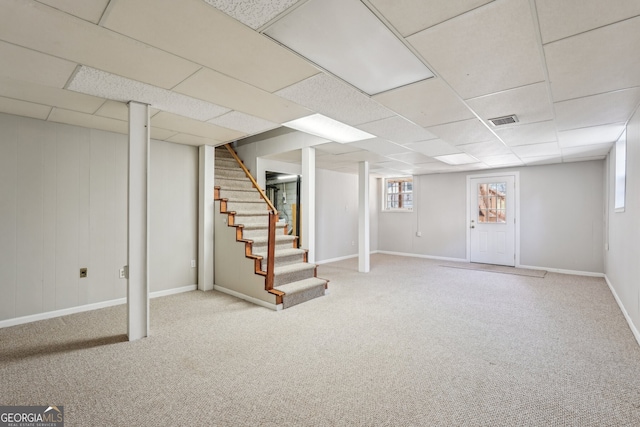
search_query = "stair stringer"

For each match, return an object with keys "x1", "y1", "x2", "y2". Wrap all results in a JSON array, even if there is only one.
[{"x1": 213, "y1": 200, "x2": 280, "y2": 309}]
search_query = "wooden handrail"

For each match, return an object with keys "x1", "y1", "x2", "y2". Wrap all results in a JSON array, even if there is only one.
[{"x1": 223, "y1": 144, "x2": 277, "y2": 214}]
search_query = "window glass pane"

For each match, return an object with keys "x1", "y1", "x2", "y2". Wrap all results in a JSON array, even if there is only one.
[
  {"x1": 478, "y1": 208, "x2": 487, "y2": 223},
  {"x1": 497, "y1": 210, "x2": 506, "y2": 223}
]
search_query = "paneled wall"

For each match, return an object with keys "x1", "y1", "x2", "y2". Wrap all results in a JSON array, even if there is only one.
[{"x1": 0, "y1": 113, "x2": 198, "y2": 322}]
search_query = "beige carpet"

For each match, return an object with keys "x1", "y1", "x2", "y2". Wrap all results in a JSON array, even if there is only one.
[
  {"x1": 440, "y1": 262, "x2": 547, "y2": 277},
  {"x1": 1, "y1": 254, "x2": 640, "y2": 426}
]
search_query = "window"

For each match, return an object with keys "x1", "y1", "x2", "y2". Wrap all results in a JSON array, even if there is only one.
[
  {"x1": 384, "y1": 177, "x2": 413, "y2": 211},
  {"x1": 614, "y1": 130, "x2": 626, "y2": 212},
  {"x1": 478, "y1": 182, "x2": 506, "y2": 223}
]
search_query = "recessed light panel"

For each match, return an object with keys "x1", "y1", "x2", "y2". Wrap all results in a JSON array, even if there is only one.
[
  {"x1": 283, "y1": 114, "x2": 375, "y2": 143},
  {"x1": 434, "y1": 153, "x2": 480, "y2": 165},
  {"x1": 264, "y1": 0, "x2": 434, "y2": 95},
  {"x1": 68, "y1": 66, "x2": 230, "y2": 121}
]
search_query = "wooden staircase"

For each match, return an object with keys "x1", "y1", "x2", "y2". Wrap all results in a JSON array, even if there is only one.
[{"x1": 213, "y1": 144, "x2": 327, "y2": 309}]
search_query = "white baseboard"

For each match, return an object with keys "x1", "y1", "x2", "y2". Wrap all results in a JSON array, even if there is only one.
[
  {"x1": 316, "y1": 253, "x2": 358, "y2": 265},
  {"x1": 0, "y1": 284, "x2": 197, "y2": 329},
  {"x1": 517, "y1": 264, "x2": 604, "y2": 277},
  {"x1": 376, "y1": 250, "x2": 467, "y2": 263},
  {"x1": 213, "y1": 285, "x2": 281, "y2": 311},
  {"x1": 150, "y1": 284, "x2": 197, "y2": 298},
  {"x1": 604, "y1": 275, "x2": 640, "y2": 347}
]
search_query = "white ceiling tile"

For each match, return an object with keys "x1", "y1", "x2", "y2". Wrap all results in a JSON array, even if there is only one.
[
  {"x1": 510, "y1": 142, "x2": 561, "y2": 158},
  {"x1": 522, "y1": 156, "x2": 562, "y2": 166},
  {"x1": 453, "y1": 162, "x2": 491, "y2": 172},
  {"x1": 0, "y1": 41, "x2": 77, "y2": 88},
  {"x1": 404, "y1": 139, "x2": 461, "y2": 157},
  {"x1": 375, "y1": 160, "x2": 415, "y2": 172},
  {"x1": 173, "y1": 68, "x2": 312, "y2": 124},
  {"x1": 554, "y1": 88, "x2": 640, "y2": 131},
  {"x1": 408, "y1": 0, "x2": 545, "y2": 99},
  {"x1": 151, "y1": 112, "x2": 245, "y2": 142},
  {"x1": 275, "y1": 74, "x2": 394, "y2": 126},
  {"x1": 561, "y1": 143, "x2": 613, "y2": 159},
  {"x1": 536, "y1": 0, "x2": 640, "y2": 44},
  {"x1": 166, "y1": 133, "x2": 222, "y2": 147},
  {"x1": 102, "y1": 0, "x2": 318, "y2": 92},
  {"x1": 466, "y1": 82, "x2": 554, "y2": 126},
  {"x1": 412, "y1": 162, "x2": 459, "y2": 174},
  {"x1": 373, "y1": 78, "x2": 474, "y2": 128},
  {"x1": 346, "y1": 138, "x2": 410, "y2": 156},
  {"x1": 495, "y1": 120, "x2": 558, "y2": 146},
  {"x1": 69, "y1": 66, "x2": 230, "y2": 121},
  {"x1": 0, "y1": 96, "x2": 51, "y2": 120},
  {"x1": 0, "y1": 0, "x2": 200, "y2": 89},
  {"x1": 37, "y1": 0, "x2": 110, "y2": 24},
  {"x1": 369, "y1": 0, "x2": 494, "y2": 37},
  {"x1": 357, "y1": 116, "x2": 437, "y2": 145},
  {"x1": 202, "y1": 0, "x2": 299, "y2": 30},
  {"x1": 427, "y1": 119, "x2": 496, "y2": 146},
  {"x1": 544, "y1": 16, "x2": 640, "y2": 101},
  {"x1": 315, "y1": 142, "x2": 362, "y2": 155},
  {"x1": 478, "y1": 154, "x2": 524, "y2": 167},
  {"x1": 208, "y1": 111, "x2": 278, "y2": 135},
  {"x1": 94, "y1": 100, "x2": 161, "y2": 121},
  {"x1": 0, "y1": 76, "x2": 104, "y2": 114},
  {"x1": 558, "y1": 123, "x2": 626, "y2": 148},
  {"x1": 386, "y1": 151, "x2": 436, "y2": 164},
  {"x1": 332, "y1": 150, "x2": 389, "y2": 163},
  {"x1": 48, "y1": 108, "x2": 128, "y2": 134},
  {"x1": 458, "y1": 140, "x2": 512, "y2": 157}
]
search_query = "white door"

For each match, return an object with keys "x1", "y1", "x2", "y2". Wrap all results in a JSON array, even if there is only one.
[{"x1": 469, "y1": 175, "x2": 515, "y2": 266}]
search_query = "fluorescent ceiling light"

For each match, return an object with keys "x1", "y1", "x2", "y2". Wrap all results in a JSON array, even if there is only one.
[
  {"x1": 434, "y1": 153, "x2": 480, "y2": 165},
  {"x1": 277, "y1": 174, "x2": 299, "y2": 180},
  {"x1": 68, "y1": 66, "x2": 230, "y2": 121},
  {"x1": 264, "y1": 0, "x2": 434, "y2": 95},
  {"x1": 283, "y1": 114, "x2": 375, "y2": 143}
]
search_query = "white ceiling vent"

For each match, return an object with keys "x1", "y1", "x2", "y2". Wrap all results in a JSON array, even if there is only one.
[{"x1": 489, "y1": 115, "x2": 519, "y2": 126}]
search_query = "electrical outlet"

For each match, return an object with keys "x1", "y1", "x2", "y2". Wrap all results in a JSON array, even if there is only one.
[
  {"x1": 80, "y1": 268, "x2": 87, "y2": 278},
  {"x1": 352, "y1": 240, "x2": 355, "y2": 246},
  {"x1": 416, "y1": 231, "x2": 422, "y2": 237},
  {"x1": 191, "y1": 259, "x2": 196, "y2": 268},
  {"x1": 119, "y1": 266, "x2": 127, "y2": 279}
]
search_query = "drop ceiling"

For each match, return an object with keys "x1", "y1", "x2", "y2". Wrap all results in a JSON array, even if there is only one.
[{"x1": 0, "y1": 0, "x2": 638, "y2": 177}]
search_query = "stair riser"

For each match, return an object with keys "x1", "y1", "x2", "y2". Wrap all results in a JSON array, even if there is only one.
[
  {"x1": 215, "y1": 159, "x2": 239, "y2": 168},
  {"x1": 261, "y1": 253, "x2": 305, "y2": 270},
  {"x1": 242, "y1": 227, "x2": 286, "y2": 239},
  {"x1": 282, "y1": 285, "x2": 325, "y2": 309},
  {"x1": 233, "y1": 215, "x2": 269, "y2": 226},
  {"x1": 274, "y1": 268, "x2": 316, "y2": 287},
  {"x1": 215, "y1": 178, "x2": 254, "y2": 190},
  {"x1": 226, "y1": 201, "x2": 268, "y2": 212},
  {"x1": 219, "y1": 189, "x2": 263, "y2": 201},
  {"x1": 216, "y1": 168, "x2": 247, "y2": 179},
  {"x1": 252, "y1": 241, "x2": 295, "y2": 251}
]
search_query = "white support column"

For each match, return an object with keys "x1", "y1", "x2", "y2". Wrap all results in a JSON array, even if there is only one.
[
  {"x1": 198, "y1": 145, "x2": 214, "y2": 291},
  {"x1": 302, "y1": 147, "x2": 316, "y2": 263},
  {"x1": 127, "y1": 101, "x2": 150, "y2": 341},
  {"x1": 358, "y1": 161, "x2": 370, "y2": 273}
]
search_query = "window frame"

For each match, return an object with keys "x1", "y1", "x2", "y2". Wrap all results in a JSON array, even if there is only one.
[{"x1": 382, "y1": 176, "x2": 413, "y2": 212}]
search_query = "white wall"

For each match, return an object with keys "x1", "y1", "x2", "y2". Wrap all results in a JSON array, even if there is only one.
[
  {"x1": 0, "y1": 113, "x2": 198, "y2": 322},
  {"x1": 605, "y1": 107, "x2": 640, "y2": 341},
  {"x1": 377, "y1": 160, "x2": 605, "y2": 273}
]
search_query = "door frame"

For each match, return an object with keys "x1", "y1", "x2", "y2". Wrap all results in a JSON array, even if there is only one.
[{"x1": 466, "y1": 171, "x2": 521, "y2": 266}]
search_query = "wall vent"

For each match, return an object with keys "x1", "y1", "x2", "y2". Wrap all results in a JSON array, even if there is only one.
[{"x1": 489, "y1": 115, "x2": 518, "y2": 126}]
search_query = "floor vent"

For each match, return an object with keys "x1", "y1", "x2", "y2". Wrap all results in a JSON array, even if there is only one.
[{"x1": 489, "y1": 115, "x2": 518, "y2": 126}]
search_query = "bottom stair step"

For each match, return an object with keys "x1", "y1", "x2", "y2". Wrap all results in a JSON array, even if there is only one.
[{"x1": 275, "y1": 277, "x2": 326, "y2": 309}]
